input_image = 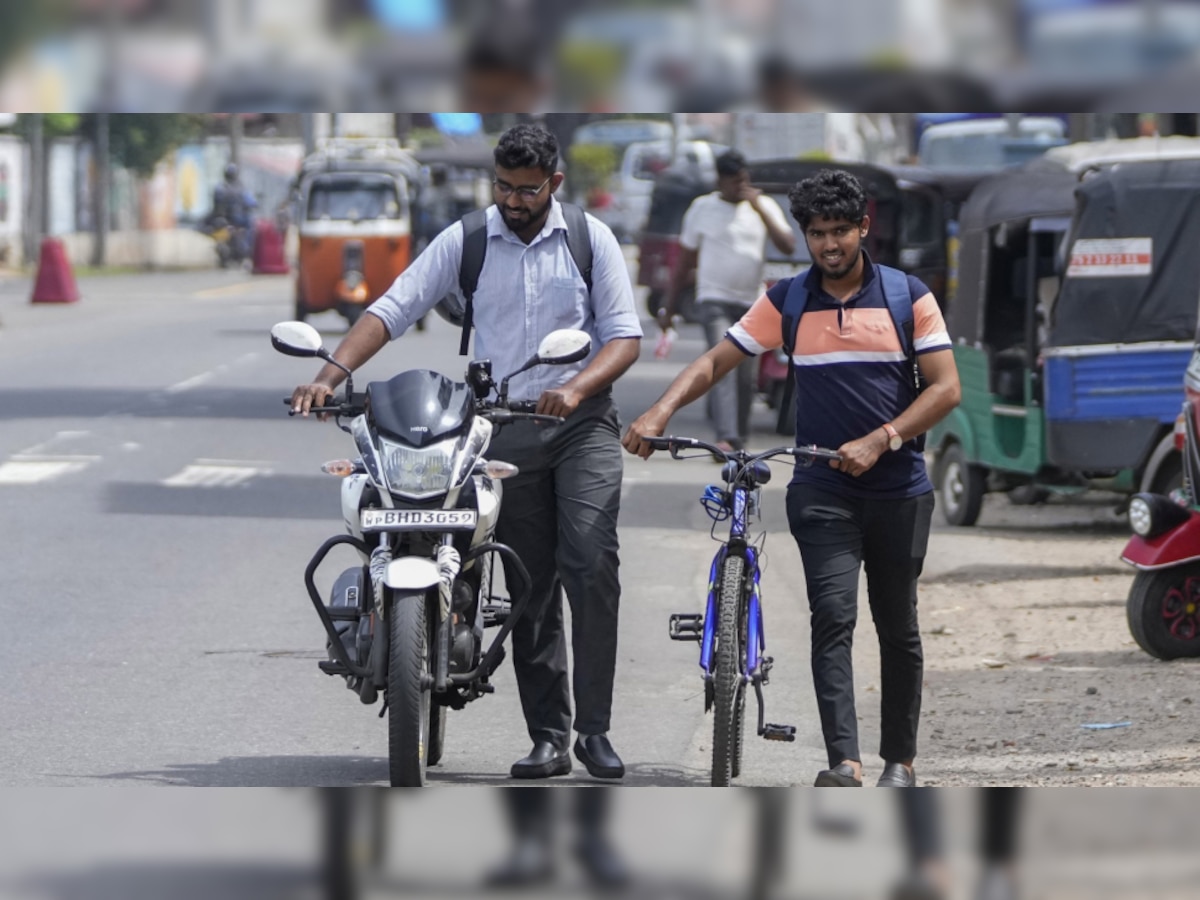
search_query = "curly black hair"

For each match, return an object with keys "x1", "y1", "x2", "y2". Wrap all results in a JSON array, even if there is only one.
[
  {"x1": 788, "y1": 169, "x2": 868, "y2": 230},
  {"x1": 494, "y1": 124, "x2": 558, "y2": 176}
]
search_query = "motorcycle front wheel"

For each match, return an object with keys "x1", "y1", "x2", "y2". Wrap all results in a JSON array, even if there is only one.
[{"x1": 387, "y1": 590, "x2": 432, "y2": 786}]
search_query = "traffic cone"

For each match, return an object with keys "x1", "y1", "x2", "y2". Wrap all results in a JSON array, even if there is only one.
[
  {"x1": 251, "y1": 219, "x2": 289, "y2": 274},
  {"x1": 31, "y1": 237, "x2": 79, "y2": 304}
]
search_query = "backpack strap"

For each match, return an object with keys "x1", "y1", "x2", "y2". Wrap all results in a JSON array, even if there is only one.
[
  {"x1": 877, "y1": 265, "x2": 924, "y2": 396},
  {"x1": 457, "y1": 208, "x2": 488, "y2": 356},
  {"x1": 558, "y1": 202, "x2": 593, "y2": 295},
  {"x1": 779, "y1": 271, "x2": 811, "y2": 358}
]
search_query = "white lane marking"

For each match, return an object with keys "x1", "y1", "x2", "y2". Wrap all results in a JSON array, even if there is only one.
[
  {"x1": 162, "y1": 460, "x2": 274, "y2": 488},
  {"x1": 16, "y1": 430, "x2": 92, "y2": 456},
  {"x1": 0, "y1": 456, "x2": 99, "y2": 484},
  {"x1": 164, "y1": 353, "x2": 260, "y2": 394}
]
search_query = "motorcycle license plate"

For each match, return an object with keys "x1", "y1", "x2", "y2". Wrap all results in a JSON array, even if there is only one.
[{"x1": 360, "y1": 509, "x2": 477, "y2": 531}]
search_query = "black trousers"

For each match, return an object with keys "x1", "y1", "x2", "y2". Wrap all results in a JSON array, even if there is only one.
[
  {"x1": 786, "y1": 483, "x2": 934, "y2": 768},
  {"x1": 489, "y1": 393, "x2": 624, "y2": 747}
]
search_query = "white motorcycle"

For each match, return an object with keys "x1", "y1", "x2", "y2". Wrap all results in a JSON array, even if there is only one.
[{"x1": 271, "y1": 321, "x2": 591, "y2": 786}]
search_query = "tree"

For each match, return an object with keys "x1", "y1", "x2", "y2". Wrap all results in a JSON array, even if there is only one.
[{"x1": 80, "y1": 114, "x2": 208, "y2": 177}]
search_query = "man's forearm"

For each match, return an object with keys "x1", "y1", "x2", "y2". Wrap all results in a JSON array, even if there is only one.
[
  {"x1": 563, "y1": 337, "x2": 641, "y2": 399},
  {"x1": 651, "y1": 351, "x2": 731, "y2": 417},
  {"x1": 314, "y1": 313, "x2": 391, "y2": 388}
]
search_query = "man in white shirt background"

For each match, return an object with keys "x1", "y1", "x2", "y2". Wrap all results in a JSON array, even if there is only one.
[{"x1": 657, "y1": 150, "x2": 796, "y2": 454}]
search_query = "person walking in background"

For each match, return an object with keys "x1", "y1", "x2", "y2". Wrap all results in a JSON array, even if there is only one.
[{"x1": 657, "y1": 150, "x2": 795, "y2": 455}]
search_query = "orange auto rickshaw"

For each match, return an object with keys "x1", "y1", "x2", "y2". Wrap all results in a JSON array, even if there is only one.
[{"x1": 293, "y1": 139, "x2": 421, "y2": 326}]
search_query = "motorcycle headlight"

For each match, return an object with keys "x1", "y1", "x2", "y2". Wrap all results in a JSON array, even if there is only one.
[{"x1": 379, "y1": 437, "x2": 457, "y2": 499}]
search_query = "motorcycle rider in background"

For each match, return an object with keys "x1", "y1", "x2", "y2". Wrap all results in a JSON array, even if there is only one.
[{"x1": 209, "y1": 163, "x2": 256, "y2": 263}]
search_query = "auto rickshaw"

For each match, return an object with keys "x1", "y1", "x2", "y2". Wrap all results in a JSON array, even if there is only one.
[
  {"x1": 930, "y1": 139, "x2": 1200, "y2": 526},
  {"x1": 293, "y1": 138, "x2": 421, "y2": 326}
]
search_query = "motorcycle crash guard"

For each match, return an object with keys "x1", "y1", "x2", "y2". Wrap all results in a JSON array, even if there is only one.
[
  {"x1": 1122, "y1": 511, "x2": 1200, "y2": 570},
  {"x1": 385, "y1": 556, "x2": 441, "y2": 590}
]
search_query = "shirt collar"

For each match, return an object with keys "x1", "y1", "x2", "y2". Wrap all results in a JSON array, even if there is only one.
[{"x1": 486, "y1": 196, "x2": 567, "y2": 244}]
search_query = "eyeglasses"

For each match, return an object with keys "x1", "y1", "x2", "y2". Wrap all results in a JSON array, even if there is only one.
[{"x1": 493, "y1": 175, "x2": 553, "y2": 200}]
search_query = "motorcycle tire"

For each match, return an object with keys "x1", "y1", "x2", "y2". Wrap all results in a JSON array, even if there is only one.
[
  {"x1": 387, "y1": 590, "x2": 432, "y2": 787},
  {"x1": 711, "y1": 554, "x2": 746, "y2": 787},
  {"x1": 1127, "y1": 564, "x2": 1200, "y2": 660}
]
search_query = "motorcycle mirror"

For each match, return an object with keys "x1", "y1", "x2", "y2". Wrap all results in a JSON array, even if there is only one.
[
  {"x1": 270, "y1": 321, "x2": 325, "y2": 358},
  {"x1": 536, "y1": 329, "x2": 592, "y2": 365}
]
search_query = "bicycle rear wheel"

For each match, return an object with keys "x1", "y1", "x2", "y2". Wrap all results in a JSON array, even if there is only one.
[{"x1": 712, "y1": 554, "x2": 746, "y2": 786}]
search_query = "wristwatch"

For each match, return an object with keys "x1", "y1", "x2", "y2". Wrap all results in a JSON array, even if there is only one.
[{"x1": 882, "y1": 422, "x2": 903, "y2": 451}]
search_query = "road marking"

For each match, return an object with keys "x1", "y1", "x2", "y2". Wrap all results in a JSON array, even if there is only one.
[
  {"x1": 0, "y1": 455, "x2": 99, "y2": 484},
  {"x1": 164, "y1": 352, "x2": 260, "y2": 394},
  {"x1": 162, "y1": 460, "x2": 273, "y2": 487},
  {"x1": 190, "y1": 281, "x2": 262, "y2": 299}
]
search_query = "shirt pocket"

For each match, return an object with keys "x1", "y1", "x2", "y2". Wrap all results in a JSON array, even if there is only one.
[{"x1": 546, "y1": 276, "x2": 585, "y2": 325}]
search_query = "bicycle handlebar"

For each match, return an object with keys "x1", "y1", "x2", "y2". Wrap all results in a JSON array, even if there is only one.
[{"x1": 643, "y1": 435, "x2": 842, "y2": 465}]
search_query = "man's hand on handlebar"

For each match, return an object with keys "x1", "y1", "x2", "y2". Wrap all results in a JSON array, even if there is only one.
[
  {"x1": 621, "y1": 409, "x2": 670, "y2": 460},
  {"x1": 291, "y1": 383, "x2": 337, "y2": 420},
  {"x1": 536, "y1": 385, "x2": 584, "y2": 420}
]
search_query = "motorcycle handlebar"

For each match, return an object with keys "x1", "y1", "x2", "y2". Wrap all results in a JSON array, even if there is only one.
[
  {"x1": 476, "y1": 399, "x2": 564, "y2": 426},
  {"x1": 282, "y1": 397, "x2": 365, "y2": 418}
]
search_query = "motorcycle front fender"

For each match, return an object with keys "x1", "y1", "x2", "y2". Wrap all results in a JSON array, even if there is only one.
[
  {"x1": 384, "y1": 556, "x2": 441, "y2": 590},
  {"x1": 1122, "y1": 512, "x2": 1200, "y2": 570}
]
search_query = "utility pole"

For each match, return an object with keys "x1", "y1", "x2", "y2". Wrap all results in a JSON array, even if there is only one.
[
  {"x1": 25, "y1": 113, "x2": 43, "y2": 266},
  {"x1": 92, "y1": 113, "x2": 110, "y2": 268},
  {"x1": 229, "y1": 113, "x2": 243, "y2": 168},
  {"x1": 301, "y1": 113, "x2": 316, "y2": 156}
]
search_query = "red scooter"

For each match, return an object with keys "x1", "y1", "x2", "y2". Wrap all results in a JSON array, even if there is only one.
[{"x1": 1121, "y1": 356, "x2": 1200, "y2": 659}]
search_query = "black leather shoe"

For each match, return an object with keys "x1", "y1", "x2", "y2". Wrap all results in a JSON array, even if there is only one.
[
  {"x1": 574, "y1": 835, "x2": 631, "y2": 890},
  {"x1": 877, "y1": 761, "x2": 917, "y2": 787},
  {"x1": 485, "y1": 837, "x2": 556, "y2": 888},
  {"x1": 510, "y1": 741, "x2": 571, "y2": 779},
  {"x1": 814, "y1": 762, "x2": 863, "y2": 787},
  {"x1": 573, "y1": 734, "x2": 625, "y2": 779}
]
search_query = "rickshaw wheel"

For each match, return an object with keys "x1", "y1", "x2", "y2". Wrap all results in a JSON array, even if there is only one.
[
  {"x1": 1128, "y1": 565, "x2": 1200, "y2": 660},
  {"x1": 936, "y1": 444, "x2": 985, "y2": 527}
]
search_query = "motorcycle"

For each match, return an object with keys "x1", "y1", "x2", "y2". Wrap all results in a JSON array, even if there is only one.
[
  {"x1": 206, "y1": 215, "x2": 251, "y2": 269},
  {"x1": 271, "y1": 321, "x2": 592, "y2": 786}
]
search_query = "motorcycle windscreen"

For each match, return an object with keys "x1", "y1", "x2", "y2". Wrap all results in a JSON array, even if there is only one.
[
  {"x1": 366, "y1": 370, "x2": 474, "y2": 448},
  {"x1": 1049, "y1": 158, "x2": 1200, "y2": 349}
]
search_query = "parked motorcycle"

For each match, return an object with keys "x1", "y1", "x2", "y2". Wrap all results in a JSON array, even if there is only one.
[{"x1": 271, "y1": 321, "x2": 592, "y2": 785}]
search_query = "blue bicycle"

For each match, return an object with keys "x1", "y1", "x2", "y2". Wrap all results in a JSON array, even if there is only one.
[{"x1": 645, "y1": 435, "x2": 841, "y2": 786}]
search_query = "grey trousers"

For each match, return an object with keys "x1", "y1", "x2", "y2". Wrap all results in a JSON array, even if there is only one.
[
  {"x1": 697, "y1": 300, "x2": 754, "y2": 446},
  {"x1": 487, "y1": 392, "x2": 624, "y2": 747}
]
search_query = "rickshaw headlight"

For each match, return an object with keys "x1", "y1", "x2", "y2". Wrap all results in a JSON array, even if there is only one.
[
  {"x1": 378, "y1": 437, "x2": 456, "y2": 499},
  {"x1": 1129, "y1": 496, "x2": 1153, "y2": 536},
  {"x1": 1128, "y1": 492, "x2": 1192, "y2": 539}
]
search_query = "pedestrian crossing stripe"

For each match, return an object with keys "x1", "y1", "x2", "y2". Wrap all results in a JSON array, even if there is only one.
[
  {"x1": 161, "y1": 462, "x2": 273, "y2": 488},
  {"x1": 0, "y1": 456, "x2": 98, "y2": 484}
]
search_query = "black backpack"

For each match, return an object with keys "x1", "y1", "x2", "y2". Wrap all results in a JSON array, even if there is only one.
[{"x1": 452, "y1": 203, "x2": 594, "y2": 356}]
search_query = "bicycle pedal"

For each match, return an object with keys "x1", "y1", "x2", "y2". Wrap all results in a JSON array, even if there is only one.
[
  {"x1": 318, "y1": 660, "x2": 350, "y2": 676},
  {"x1": 668, "y1": 613, "x2": 703, "y2": 641},
  {"x1": 762, "y1": 723, "x2": 796, "y2": 742}
]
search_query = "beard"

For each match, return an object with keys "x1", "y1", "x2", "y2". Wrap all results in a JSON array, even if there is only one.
[
  {"x1": 499, "y1": 195, "x2": 553, "y2": 233},
  {"x1": 815, "y1": 245, "x2": 861, "y2": 280}
]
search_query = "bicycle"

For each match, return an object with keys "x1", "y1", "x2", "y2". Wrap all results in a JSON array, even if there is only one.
[{"x1": 644, "y1": 435, "x2": 842, "y2": 786}]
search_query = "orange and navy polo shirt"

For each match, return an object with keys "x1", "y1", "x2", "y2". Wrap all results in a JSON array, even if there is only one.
[{"x1": 727, "y1": 254, "x2": 951, "y2": 498}]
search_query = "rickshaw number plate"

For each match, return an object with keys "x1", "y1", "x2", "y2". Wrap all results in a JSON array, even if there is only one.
[{"x1": 361, "y1": 509, "x2": 477, "y2": 531}]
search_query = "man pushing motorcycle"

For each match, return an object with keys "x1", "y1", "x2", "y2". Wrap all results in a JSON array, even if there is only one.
[{"x1": 291, "y1": 123, "x2": 642, "y2": 780}]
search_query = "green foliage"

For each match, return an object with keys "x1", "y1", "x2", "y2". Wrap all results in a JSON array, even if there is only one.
[
  {"x1": 14, "y1": 114, "x2": 80, "y2": 139},
  {"x1": 81, "y1": 114, "x2": 208, "y2": 176},
  {"x1": 566, "y1": 143, "x2": 618, "y2": 196}
]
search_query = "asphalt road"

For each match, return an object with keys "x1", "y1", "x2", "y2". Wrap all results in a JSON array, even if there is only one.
[
  {"x1": 0, "y1": 264, "x2": 835, "y2": 788},
  {"x1": 0, "y1": 261, "x2": 1148, "y2": 791}
]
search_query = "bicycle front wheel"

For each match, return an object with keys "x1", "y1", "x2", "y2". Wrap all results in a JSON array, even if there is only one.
[{"x1": 712, "y1": 554, "x2": 746, "y2": 786}]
